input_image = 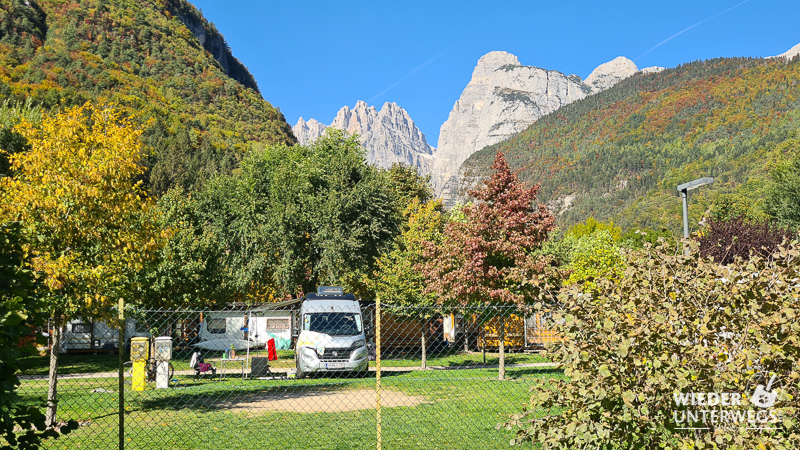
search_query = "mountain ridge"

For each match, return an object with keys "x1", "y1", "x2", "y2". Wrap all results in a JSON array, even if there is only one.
[
  {"x1": 432, "y1": 51, "x2": 639, "y2": 204},
  {"x1": 293, "y1": 100, "x2": 434, "y2": 171},
  {"x1": 458, "y1": 54, "x2": 800, "y2": 232},
  {"x1": 0, "y1": 0, "x2": 296, "y2": 195}
]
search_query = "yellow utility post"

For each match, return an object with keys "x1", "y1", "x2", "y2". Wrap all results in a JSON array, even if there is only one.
[
  {"x1": 130, "y1": 337, "x2": 150, "y2": 391},
  {"x1": 376, "y1": 295, "x2": 382, "y2": 450}
]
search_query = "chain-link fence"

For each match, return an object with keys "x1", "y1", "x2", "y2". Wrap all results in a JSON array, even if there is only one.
[{"x1": 10, "y1": 302, "x2": 562, "y2": 449}]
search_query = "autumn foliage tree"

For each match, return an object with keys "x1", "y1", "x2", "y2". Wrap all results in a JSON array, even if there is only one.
[
  {"x1": 423, "y1": 152, "x2": 557, "y2": 379},
  {"x1": 371, "y1": 198, "x2": 445, "y2": 367},
  {"x1": 0, "y1": 102, "x2": 163, "y2": 427}
]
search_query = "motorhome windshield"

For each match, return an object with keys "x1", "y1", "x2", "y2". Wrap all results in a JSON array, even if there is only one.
[{"x1": 304, "y1": 312, "x2": 362, "y2": 336}]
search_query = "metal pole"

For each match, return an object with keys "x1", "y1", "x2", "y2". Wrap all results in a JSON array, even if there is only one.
[
  {"x1": 118, "y1": 298, "x2": 124, "y2": 450},
  {"x1": 376, "y1": 296, "x2": 382, "y2": 450},
  {"x1": 680, "y1": 190, "x2": 689, "y2": 239}
]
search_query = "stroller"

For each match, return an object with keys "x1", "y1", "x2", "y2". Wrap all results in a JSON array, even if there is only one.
[{"x1": 189, "y1": 351, "x2": 217, "y2": 378}]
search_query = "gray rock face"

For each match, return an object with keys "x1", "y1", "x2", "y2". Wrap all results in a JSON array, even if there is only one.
[
  {"x1": 293, "y1": 117, "x2": 327, "y2": 146},
  {"x1": 292, "y1": 101, "x2": 434, "y2": 171},
  {"x1": 640, "y1": 66, "x2": 666, "y2": 74},
  {"x1": 175, "y1": 9, "x2": 260, "y2": 92},
  {"x1": 433, "y1": 51, "x2": 639, "y2": 204},
  {"x1": 584, "y1": 56, "x2": 638, "y2": 92}
]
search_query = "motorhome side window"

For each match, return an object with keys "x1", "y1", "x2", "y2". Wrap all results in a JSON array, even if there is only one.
[
  {"x1": 303, "y1": 313, "x2": 362, "y2": 336},
  {"x1": 207, "y1": 318, "x2": 226, "y2": 334}
]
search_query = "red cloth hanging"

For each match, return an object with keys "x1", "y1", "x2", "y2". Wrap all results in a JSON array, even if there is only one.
[{"x1": 267, "y1": 338, "x2": 277, "y2": 361}]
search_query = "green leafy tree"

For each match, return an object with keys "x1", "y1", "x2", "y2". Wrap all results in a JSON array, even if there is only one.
[
  {"x1": 423, "y1": 152, "x2": 557, "y2": 379},
  {"x1": 565, "y1": 217, "x2": 622, "y2": 241},
  {"x1": 565, "y1": 230, "x2": 625, "y2": 290},
  {"x1": 765, "y1": 139, "x2": 800, "y2": 230},
  {"x1": 0, "y1": 99, "x2": 41, "y2": 177},
  {"x1": 385, "y1": 163, "x2": 433, "y2": 212},
  {"x1": 195, "y1": 129, "x2": 400, "y2": 300},
  {"x1": 137, "y1": 189, "x2": 225, "y2": 309},
  {"x1": 619, "y1": 226, "x2": 678, "y2": 250},
  {"x1": 0, "y1": 102, "x2": 163, "y2": 426}
]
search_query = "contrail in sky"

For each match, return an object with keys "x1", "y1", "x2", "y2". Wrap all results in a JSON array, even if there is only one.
[
  {"x1": 635, "y1": 0, "x2": 750, "y2": 61},
  {"x1": 369, "y1": 48, "x2": 451, "y2": 103}
]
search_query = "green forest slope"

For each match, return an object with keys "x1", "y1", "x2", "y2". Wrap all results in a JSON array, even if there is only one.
[
  {"x1": 0, "y1": 0, "x2": 295, "y2": 195},
  {"x1": 461, "y1": 57, "x2": 800, "y2": 233}
]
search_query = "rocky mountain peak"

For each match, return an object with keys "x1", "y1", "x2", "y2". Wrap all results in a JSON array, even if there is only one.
[
  {"x1": 769, "y1": 42, "x2": 800, "y2": 61},
  {"x1": 433, "y1": 53, "x2": 643, "y2": 205},
  {"x1": 584, "y1": 56, "x2": 638, "y2": 92},
  {"x1": 476, "y1": 51, "x2": 520, "y2": 68},
  {"x1": 293, "y1": 117, "x2": 327, "y2": 146},
  {"x1": 292, "y1": 102, "x2": 434, "y2": 171}
]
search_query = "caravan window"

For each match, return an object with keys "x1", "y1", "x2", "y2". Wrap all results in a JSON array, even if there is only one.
[
  {"x1": 265, "y1": 318, "x2": 290, "y2": 330},
  {"x1": 207, "y1": 318, "x2": 226, "y2": 334},
  {"x1": 72, "y1": 323, "x2": 91, "y2": 333}
]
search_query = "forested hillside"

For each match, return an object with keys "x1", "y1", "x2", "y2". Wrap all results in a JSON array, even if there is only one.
[
  {"x1": 461, "y1": 56, "x2": 800, "y2": 233},
  {"x1": 0, "y1": 0, "x2": 295, "y2": 195}
]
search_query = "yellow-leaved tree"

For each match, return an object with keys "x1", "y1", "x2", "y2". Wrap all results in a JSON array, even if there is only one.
[{"x1": 0, "y1": 102, "x2": 164, "y2": 427}]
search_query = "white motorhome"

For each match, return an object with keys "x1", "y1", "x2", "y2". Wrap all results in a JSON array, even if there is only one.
[{"x1": 293, "y1": 287, "x2": 369, "y2": 378}]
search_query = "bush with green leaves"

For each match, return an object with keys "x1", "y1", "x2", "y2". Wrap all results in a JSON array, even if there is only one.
[
  {"x1": 505, "y1": 241, "x2": 800, "y2": 449},
  {"x1": 565, "y1": 229, "x2": 625, "y2": 290},
  {"x1": 619, "y1": 226, "x2": 678, "y2": 251},
  {"x1": 565, "y1": 217, "x2": 622, "y2": 241}
]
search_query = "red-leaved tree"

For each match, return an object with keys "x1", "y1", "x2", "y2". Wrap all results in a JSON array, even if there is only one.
[{"x1": 423, "y1": 152, "x2": 557, "y2": 379}]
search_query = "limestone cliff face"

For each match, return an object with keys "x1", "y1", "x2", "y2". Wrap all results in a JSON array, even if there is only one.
[
  {"x1": 293, "y1": 101, "x2": 434, "y2": 171},
  {"x1": 293, "y1": 117, "x2": 327, "y2": 146},
  {"x1": 433, "y1": 51, "x2": 639, "y2": 204},
  {"x1": 170, "y1": 1, "x2": 260, "y2": 92}
]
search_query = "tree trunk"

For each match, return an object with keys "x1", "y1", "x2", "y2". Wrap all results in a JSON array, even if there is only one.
[
  {"x1": 498, "y1": 316, "x2": 506, "y2": 381},
  {"x1": 46, "y1": 322, "x2": 61, "y2": 427},
  {"x1": 420, "y1": 318, "x2": 427, "y2": 370}
]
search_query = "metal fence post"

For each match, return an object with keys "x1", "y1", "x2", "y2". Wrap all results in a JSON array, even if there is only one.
[
  {"x1": 376, "y1": 295, "x2": 382, "y2": 450},
  {"x1": 118, "y1": 298, "x2": 124, "y2": 450}
]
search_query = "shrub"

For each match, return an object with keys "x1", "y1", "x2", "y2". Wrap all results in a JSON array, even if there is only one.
[
  {"x1": 565, "y1": 230, "x2": 625, "y2": 290},
  {"x1": 697, "y1": 216, "x2": 793, "y2": 265},
  {"x1": 504, "y1": 241, "x2": 800, "y2": 449}
]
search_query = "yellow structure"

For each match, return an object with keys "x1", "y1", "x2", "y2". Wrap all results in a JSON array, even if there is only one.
[
  {"x1": 130, "y1": 336, "x2": 149, "y2": 391},
  {"x1": 478, "y1": 313, "x2": 560, "y2": 350}
]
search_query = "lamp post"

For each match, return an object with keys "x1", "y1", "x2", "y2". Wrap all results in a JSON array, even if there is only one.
[{"x1": 676, "y1": 177, "x2": 714, "y2": 239}]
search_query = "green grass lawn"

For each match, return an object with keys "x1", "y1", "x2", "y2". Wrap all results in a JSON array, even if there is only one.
[{"x1": 14, "y1": 364, "x2": 561, "y2": 449}]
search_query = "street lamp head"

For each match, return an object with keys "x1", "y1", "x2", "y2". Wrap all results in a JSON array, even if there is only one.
[
  {"x1": 677, "y1": 177, "x2": 714, "y2": 193},
  {"x1": 676, "y1": 176, "x2": 714, "y2": 241}
]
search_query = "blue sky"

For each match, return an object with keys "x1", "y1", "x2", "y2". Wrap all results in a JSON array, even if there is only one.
[{"x1": 189, "y1": 0, "x2": 799, "y2": 146}]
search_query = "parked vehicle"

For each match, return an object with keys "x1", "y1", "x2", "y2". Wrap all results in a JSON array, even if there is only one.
[
  {"x1": 292, "y1": 287, "x2": 369, "y2": 378},
  {"x1": 196, "y1": 307, "x2": 294, "y2": 351}
]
